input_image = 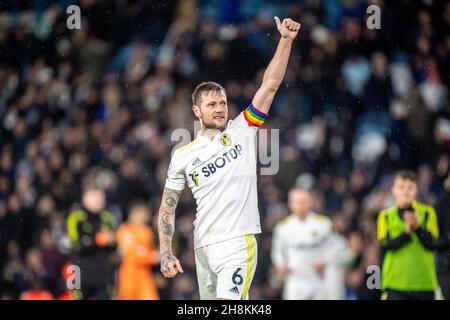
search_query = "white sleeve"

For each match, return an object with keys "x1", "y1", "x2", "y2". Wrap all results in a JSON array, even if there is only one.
[
  {"x1": 164, "y1": 151, "x2": 186, "y2": 191},
  {"x1": 229, "y1": 104, "x2": 269, "y2": 135},
  {"x1": 318, "y1": 220, "x2": 334, "y2": 262},
  {"x1": 271, "y1": 224, "x2": 287, "y2": 268},
  {"x1": 323, "y1": 232, "x2": 354, "y2": 267},
  {"x1": 333, "y1": 234, "x2": 354, "y2": 267}
]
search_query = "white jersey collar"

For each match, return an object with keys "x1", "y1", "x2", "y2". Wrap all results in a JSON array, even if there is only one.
[{"x1": 196, "y1": 125, "x2": 230, "y2": 142}]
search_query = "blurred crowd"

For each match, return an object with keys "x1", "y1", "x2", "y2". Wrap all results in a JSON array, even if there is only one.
[{"x1": 1, "y1": 0, "x2": 450, "y2": 299}]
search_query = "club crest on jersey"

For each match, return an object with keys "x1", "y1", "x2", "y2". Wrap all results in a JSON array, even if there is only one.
[{"x1": 219, "y1": 133, "x2": 232, "y2": 146}]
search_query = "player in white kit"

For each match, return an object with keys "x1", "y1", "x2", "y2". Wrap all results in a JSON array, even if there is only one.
[
  {"x1": 271, "y1": 188, "x2": 353, "y2": 300},
  {"x1": 157, "y1": 17, "x2": 301, "y2": 300}
]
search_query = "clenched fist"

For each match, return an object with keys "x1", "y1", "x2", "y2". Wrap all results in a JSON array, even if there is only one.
[
  {"x1": 160, "y1": 253, "x2": 184, "y2": 278},
  {"x1": 274, "y1": 17, "x2": 301, "y2": 40}
]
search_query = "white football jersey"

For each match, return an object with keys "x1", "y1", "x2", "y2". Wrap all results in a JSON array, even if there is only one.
[
  {"x1": 165, "y1": 105, "x2": 268, "y2": 249},
  {"x1": 271, "y1": 213, "x2": 334, "y2": 281}
]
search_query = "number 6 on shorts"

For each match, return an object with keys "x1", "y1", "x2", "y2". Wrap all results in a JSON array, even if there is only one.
[{"x1": 232, "y1": 268, "x2": 243, "y2": 285}]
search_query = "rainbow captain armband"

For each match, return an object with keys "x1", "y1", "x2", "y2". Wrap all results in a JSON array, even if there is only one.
[{"x1": 243, "y1": 104, "x2": 268, "y2": 127}]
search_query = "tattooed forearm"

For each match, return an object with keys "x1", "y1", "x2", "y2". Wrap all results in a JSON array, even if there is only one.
[
  {"x1": 158, "y1": 187, "x2": 181, "y2": 256},
  {"x1": 160, "y1": 211, "x2": 173, "y2": 235}
]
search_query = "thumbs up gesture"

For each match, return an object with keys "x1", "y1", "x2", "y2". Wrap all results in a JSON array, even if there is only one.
[{"x1": 274, "y1": 17, "x2": 301, "y2": 40}]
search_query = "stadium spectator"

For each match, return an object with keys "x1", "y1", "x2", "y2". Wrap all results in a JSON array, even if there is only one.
[{"x1": 18, "y1": 248, "x2": 54, "y2": 300}]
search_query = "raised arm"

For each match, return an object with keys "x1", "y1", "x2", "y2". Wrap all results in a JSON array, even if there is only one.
[
  {"x1": 252, "y1": 17, "x2": 301, "y2": 114},
  {"x1": 158, "y1": 187, "x2": 184, "y2": 278}
]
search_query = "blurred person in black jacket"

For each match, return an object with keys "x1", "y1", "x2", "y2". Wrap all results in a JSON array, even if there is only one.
[
  {"x1": 66, "y1": 186, "x2": 117, "y2": 300},
  {"x1": 435, "y1": 175, "x2": 450, "y2": 299}
]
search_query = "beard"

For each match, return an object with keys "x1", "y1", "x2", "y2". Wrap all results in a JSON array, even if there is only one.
[{"x1": 203, "y1": 119, "x2": 227, "y2": 131}]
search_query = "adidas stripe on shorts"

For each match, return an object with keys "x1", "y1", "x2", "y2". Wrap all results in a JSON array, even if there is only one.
[{"x1": 194, "y1": 234, "x2": 257, "y2": 300}]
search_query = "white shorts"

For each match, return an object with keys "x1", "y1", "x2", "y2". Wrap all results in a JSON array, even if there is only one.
[
  {"x1": 283, "y1": 277, "x2": 325, "y2": 300},
  {"x1": 194, "y1": 234, "x2": 257, "y2": 300}
]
